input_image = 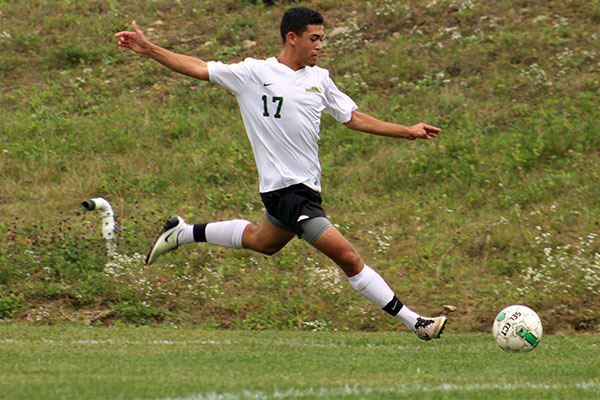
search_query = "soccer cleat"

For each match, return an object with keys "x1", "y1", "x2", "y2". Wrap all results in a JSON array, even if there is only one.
[
  {"x1": 145, "y1": 215, "x2": 187, "y2": 265},
  {"x1": 415, "y1": 316, "x2": 447, "y2": 341}
]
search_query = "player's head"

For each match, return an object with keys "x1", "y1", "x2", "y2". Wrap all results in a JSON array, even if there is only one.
[
  {"x1": 280, "y1": 7, "x2": 324, "y2": 68},
  {"x1": 280, "y1": 7, "x2": 324, "y2": 45}
]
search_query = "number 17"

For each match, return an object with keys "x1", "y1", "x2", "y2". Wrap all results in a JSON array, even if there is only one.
[{"x1": 262, "y1": 95, "x2": 283, "y2": 119}]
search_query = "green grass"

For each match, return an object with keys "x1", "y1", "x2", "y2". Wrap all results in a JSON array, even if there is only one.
[
  {"x1": 1, "y1": 0, "x2": 599, "y2": 332},
  {"x1": 1, "y1": 325, "x2": 599, "y2": 399}
]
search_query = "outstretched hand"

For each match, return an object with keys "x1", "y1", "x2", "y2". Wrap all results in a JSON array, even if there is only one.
[
  {"x1": 408, "y1": 123, "x2": 441, "y2": 140},
  {"x1": 114, "y1": 21, "x2": 150, "y2": 54}
]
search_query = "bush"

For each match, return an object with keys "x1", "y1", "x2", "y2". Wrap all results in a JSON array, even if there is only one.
[
  {"x1": 0, "y1": 294, "x2": 25, "y2": 319},
  {"x1": 111, "y1": 302, "x2": 166, "y2": 326}
]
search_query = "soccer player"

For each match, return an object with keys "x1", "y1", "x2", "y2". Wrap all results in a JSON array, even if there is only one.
[{"x1": 115, "y1": 7, "x2": 446, "y2": 340}]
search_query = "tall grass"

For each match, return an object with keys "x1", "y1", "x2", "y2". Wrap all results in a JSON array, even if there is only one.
[{"x1": 0, "y1": 0, "x2": 598, "y2": 332}]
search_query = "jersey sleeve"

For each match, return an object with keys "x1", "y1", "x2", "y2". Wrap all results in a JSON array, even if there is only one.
[
  {"x1": 207, "y1": 59, "x2": 253, "y2": 95},
  {"x1": 322, "y1": 74, "x2": 358, "y2": 124}
]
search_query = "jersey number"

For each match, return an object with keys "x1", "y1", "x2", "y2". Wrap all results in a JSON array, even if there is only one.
[{"x1": 262, "y1": 95, "x2": 283, "y2": 119}]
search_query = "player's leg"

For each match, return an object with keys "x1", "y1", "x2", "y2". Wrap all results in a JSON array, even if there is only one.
[
  {"x1": 241, "y1": 214, "x2": 295, "y2": 255},
  {"x1": 146, "y1": 214, "x2": 294, "y2": 265},
  {"x1": 309, "y1": 224, "x2": 447, "y2": 340}
]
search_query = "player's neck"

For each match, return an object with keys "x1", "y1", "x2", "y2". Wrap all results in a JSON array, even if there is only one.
[{"x1": 277, "y1": 48, "x2": 305, "y2": 71}]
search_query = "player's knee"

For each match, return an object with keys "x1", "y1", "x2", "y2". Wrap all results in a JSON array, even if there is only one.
[
  {"x1": 243, "y1": 226, "x2": 284, "y2": 256},
  {"x1": 336, "y1": 248, "x2": 362, "y2": 274}
]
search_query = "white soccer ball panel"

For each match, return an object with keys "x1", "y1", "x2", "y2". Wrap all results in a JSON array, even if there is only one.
[{"x1": 492, "y1": 305, "x2": 542, "y2": 353}]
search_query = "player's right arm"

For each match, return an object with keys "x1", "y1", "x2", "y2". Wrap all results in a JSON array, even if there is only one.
[{"x1": 114, "y1": 21, "x2": 209, "y2": 81}]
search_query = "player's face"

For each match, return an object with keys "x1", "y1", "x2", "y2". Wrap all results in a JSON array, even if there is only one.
[{"x1": 296, "y1": 24, "x2": 324, "y2": 67}]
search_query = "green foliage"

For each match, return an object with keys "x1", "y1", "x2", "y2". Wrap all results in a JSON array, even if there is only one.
[
  {"x1": 0, "y1": 0, "x2": 598, "y2": 332},
  {"x1": 50, "y1": 45, "x2": 104, "y2": 68},
  {"x1": 110, "y1": 302, "x2": 165, "y2": 325},
  {"x1": 0, "y1": 294, "x2": 24, "y2": 319}
]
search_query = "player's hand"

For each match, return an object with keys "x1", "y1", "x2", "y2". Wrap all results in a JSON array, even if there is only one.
[
  {"x1": 408, "y1": 123, "x2": 441, "y2": 140},
  {"x1": 114, "y1": 21, "x2": 150, "y2": 54}
]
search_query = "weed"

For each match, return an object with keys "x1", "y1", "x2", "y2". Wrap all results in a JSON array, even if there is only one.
[
  {"x1": 520, "y1": 231, "x2": 600, "y2": 299},
  {"x1": 110, "y1": 302, "x2": 165, "y2": 325},
  {"x1": 0, "y1": 294, "x2": 24, "y2": 319}
]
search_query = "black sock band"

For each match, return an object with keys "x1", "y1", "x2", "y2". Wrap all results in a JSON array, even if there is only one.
[
  {"x1": 382, "y1": 295, "x2": 404, "y2": 316},
  {"x1": 193, "y1": 223, "x2": 207, "y2": 242}
]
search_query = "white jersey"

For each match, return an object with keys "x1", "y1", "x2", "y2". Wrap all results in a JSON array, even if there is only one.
[{"x1": 208, "y1": 57, "x2": 357, "y2": 193}]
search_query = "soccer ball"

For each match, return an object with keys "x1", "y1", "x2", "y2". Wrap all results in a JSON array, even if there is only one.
[{"x1": 492, "y1": 305, "x2": 542, "y2": 352}]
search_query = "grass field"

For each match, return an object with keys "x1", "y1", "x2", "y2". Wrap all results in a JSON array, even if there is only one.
[{"x1": 1, "y1": 325, "x2": 599, "y2": 400}]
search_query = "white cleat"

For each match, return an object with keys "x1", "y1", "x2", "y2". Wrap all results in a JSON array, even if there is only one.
[
  {"x1": 415, "y1": 316, "x2": 447, "y2": 341},
  {"x1": 145, "y1": 215, "x2": 186, "y2": 265}
]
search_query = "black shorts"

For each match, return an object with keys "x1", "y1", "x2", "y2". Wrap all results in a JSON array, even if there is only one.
[{"x1": 260, "y1": 183, "x2": 327, "y2": 236}]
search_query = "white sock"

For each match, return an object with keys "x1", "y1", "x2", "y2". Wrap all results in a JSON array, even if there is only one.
[
  {"x1": 176, "y1": 224, "x2": 196, "y2": 245},
  {"x1": 347, "y1": 265, "x2": 394, "y2": 308},
  {"x1": 347, "y1": 264, "x2": 422, "y2": 332},
  {"x1": 205, "y1": 220, "x2": 250, "y2": 249},
  {"x1": 395, "y1": 304, "x2": 420, "y2": 332}
]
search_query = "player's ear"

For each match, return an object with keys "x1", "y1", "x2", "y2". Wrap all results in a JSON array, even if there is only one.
[{"x1": 285, "y1": 31, "x2": 297, "y2": 46}]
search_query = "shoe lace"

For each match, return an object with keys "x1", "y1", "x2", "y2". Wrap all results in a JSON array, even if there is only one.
[{"x1": 414, "y1": 317, "x2": 434, "y2": 331}]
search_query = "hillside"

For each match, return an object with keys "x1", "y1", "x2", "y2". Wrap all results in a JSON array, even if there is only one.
[{"x1": 0, "y1": 0, "x2": 598, "y2": 333}]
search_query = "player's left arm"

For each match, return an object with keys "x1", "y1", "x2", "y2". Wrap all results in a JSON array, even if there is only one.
[{"x1": 344, "y1": 110, "x2": 440, "y2": 141}]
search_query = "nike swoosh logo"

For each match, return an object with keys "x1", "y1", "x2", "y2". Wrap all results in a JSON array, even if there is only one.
[
  {"x1": 164, "y1": 230, "x2": 176, "y2": 244},
  {"x1": 263, "y1": 83, "x2": 274, "y2": 86}
]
